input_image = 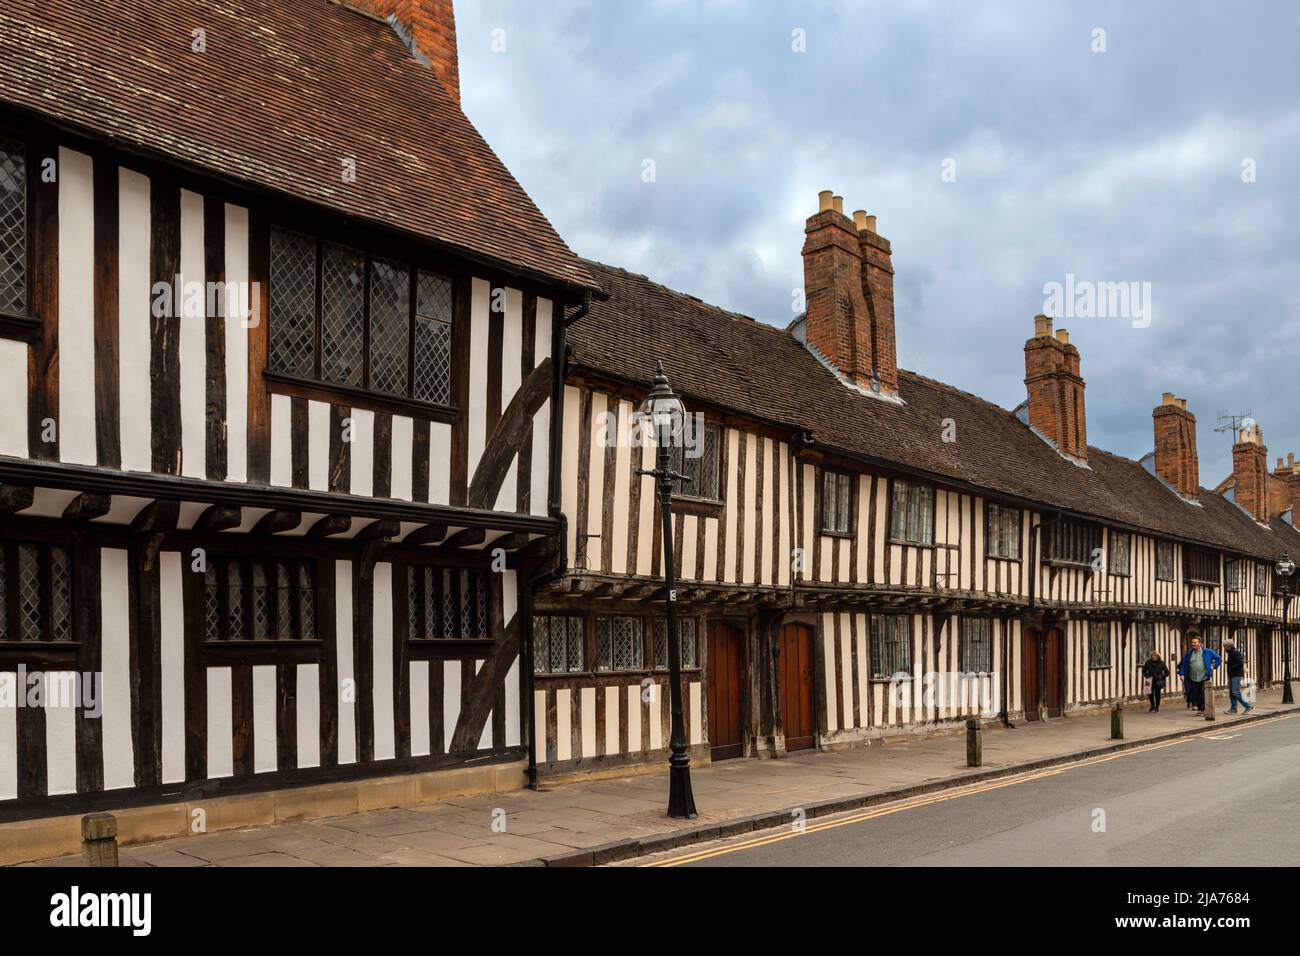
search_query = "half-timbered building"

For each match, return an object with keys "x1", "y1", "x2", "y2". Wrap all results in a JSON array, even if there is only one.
[
  {"x1": 546, "y1": 193, "x2": 1300, "y2": 776},
  {"x1": 0, "y1": 0, "x2": 600, "y2": 841}
]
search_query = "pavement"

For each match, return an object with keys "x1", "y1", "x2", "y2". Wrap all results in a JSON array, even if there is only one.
[
  {"x1": 29, "y1": 687, "x2": 1299, "y2": 867},
  {"x1": 631, "y1": 707, "x2": 1300, "y2": 866}
]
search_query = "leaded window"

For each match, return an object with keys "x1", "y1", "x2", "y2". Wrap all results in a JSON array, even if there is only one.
[
  {"x1": 652, "y1": 617, "x2": 699, "y2": 669},
  {"x1": 986, "y1": 503, "x2": 1021, "y2": 559},
  {"x1": 889, "y1": 480, "x2": 933, "y2": 546},
  {"x1": 320, "y1": 242, "x2": 366, "y2": 387},
  {"x1": 203, "y1": 556, "x2": 316, "y2": 642},
  {"x1": 1227, "y1": 559, "x2": 1246, "y2": 592},
  {"x1": 1201, "y1": 625, "x2": 1222, "y2": 654},
  {"x1": 268, "y1": 226, "x2": 317, "y2": 378},
  {"x1": 1233, "y1": 628, "x2": 1249, "y2": 660},
  {"x1": 1256, "y1": 563, "x2": 1268, "y2": 597},
  {"x1": 670, "y1": 420, "x2": 722, "y2": 502},
  {"x1": 960, "y1": 617, "x2": 993, "y2": 673},
  {"x1": 822, "y1": 470, "x2": 853, "y2": 535},
  {"x1": 870, "y1": 614, "x2": 911, "y2": 679},
  {"x1": 407, "y1": 565, "x2": 491, "y2": 640},
  {"x1": 1135, "y1": 622, "x2": 1155, "y2": 662},
  {"x1": 1088, "y1": 621, "x2": 1111, "y2": 668},
  {"x1": 1109, "y1": 531, "x2": 1131, "y2": 576},
  {"x1": 596, "y1": 616, "x2": 645, "y2": 672},
  {"x1": 268, "y1": 227, "x2": 456, "y2": 407},
  {"x1": 1156, "y1": 541, "x2": 1175, "y2": 580},
  {"x1": 533, "y1": 615, "x2": 584, "y2": 673},
  {"x1": 1184, "y1": 547, "x2": 1221, "y2": 585},
  {"x1": 0, "y1": 542, "x2": 74, "y2": 643},
  {"x1": 0, "y1": 138, "x2": 26, "y2": 316},
  {"x1": 414, "y1": 270, "x2": 453, "y2": 404}
]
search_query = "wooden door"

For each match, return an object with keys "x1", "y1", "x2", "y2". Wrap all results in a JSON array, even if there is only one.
[
  {"x1": 706, "y1": 624, "x2": 745, "y2": 761},
  {"x1": 780, "y1": 624, "x2": 815, "y2": 751},
  {"x1": 1022, "y1": 628, "x2": 1041, "y2": 721},
  {"x1": 1259, "y1": 631, "x2": 1273, "y2": 685},
  {"x1": 1044, "y1": 627, "x2": 1064, "y2": 717}
]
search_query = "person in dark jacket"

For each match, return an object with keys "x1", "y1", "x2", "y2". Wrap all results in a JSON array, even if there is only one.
[
  {"x1": 1177, "y1": 632, "x2": 1222, "y2": 716},
  {"x1": 1224, "y1": 639, "x2": 1253, "y2": 714},
  {"x1": 1142, "y1": 651, "x2": 1170, "y2": 712}
]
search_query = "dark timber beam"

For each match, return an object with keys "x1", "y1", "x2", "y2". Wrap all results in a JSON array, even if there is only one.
[
  {"x1": 466, "y1": 358, "x2": 552, "y2": 510},
  {"x1": 354, "y1": 519, "x2": 400, "y2": 542},
  {"x1": 307, "y1": 514, "x2": 353, "y2": 538},
  {"x1": 402, "y1": 523, "x2": 449, "y2": 547},
  {"x1": 192, "y1": 505, "x2": 242, "y2": 533},
  {"x1": 130, "y1": 500, "x2": 181, "y2": 534},
  {"x1": 0, "y1": 485, "x2": 35, "y2": 514},
  {"x1": 63, "y1": 493, "x2": 112, "y2": 521},
  {"x1": 443, "y1": 527, "x2": 487, "y2": 550},
  {"x1": 251, "y1": 510, "x2": 303, "y2": 535}
]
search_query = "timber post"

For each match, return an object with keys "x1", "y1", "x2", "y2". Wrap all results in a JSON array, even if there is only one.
[
  {"x1": 1110, "y1": 702, "x2": 1124, "y2": 740},
  {"x1": 965, "y1": 718, "x2": 981, "y2": 767},
  {"x1": 81, "y1": 812, "x2": 119, "y2": 867}
]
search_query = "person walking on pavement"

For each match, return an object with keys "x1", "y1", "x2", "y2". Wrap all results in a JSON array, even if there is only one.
[
  {"x1": 1142, "y1": 651, "x2": 1170, "y2": 712},
  {"x1": 1224, "y1": 638, "x2": 1253, "y2": 714},
  {"x1": 1177, "y1": 632, "x2": 1222, "y2": 717}
]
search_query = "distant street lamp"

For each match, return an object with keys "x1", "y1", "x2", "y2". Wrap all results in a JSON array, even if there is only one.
[
  {"x1": 637, "y1": 361, "x2": 698, "y2": 819},
  {"x1": 1278, "y1": 551, "x2": 1295, "y2": 705}
]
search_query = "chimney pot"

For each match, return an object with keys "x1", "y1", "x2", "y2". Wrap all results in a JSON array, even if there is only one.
[
  {"x1": 1161, "y1": 392, "x2": 1177, "y2": 406},
  {"x1": 1033, "y1": 314, "x2": 1053, "y2": 338},
  {"x1": 1055, "y1": 328, "x2": 1070, "y2": 345},
  {"x1": 865, "y1": 214, "x2": 878, "y2": 233},
  {"x1": 1176, "y1": 398, "x2": 1187, "y2": 410},
  {"x1": 832, "y1": 195, "x2": 844, "y2": 215},
  {"x1": 1290, "y1": 452, "x2": 1295, "y2": 466},
  {"x1": 852, "y1": 210, "x2": 868, "y2": 231},
  {"x1": 818, "y1": 190, "x2": 834, "y2": 212}
]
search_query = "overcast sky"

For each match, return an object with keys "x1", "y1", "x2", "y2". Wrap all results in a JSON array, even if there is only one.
[{"x1": 457, "y1": 0, "x2": 1300, "y2": 486}]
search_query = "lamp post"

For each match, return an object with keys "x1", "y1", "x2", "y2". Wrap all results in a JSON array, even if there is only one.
[
  {"x1": 1277, "y1": 550, "x2": 1295, "y2": 705},
  {"x1": 637, "y1": 361, "x2": 698, "y2": 819}
]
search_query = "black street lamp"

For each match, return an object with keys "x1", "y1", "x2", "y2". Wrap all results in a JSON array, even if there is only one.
[
  {"x1": 1277, "y1": 550, "x2": 1295, "y2": 705},
  {"x1": 637, "y1": 361, "x2": 698, "y2": 819}
]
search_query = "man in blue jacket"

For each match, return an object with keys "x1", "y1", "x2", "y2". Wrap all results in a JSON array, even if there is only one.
[{"x1": 1177, "y1": 631, "x2": 1222, "y2": 717}]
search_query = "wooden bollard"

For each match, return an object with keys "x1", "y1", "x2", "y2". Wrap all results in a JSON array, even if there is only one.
[
  {"x1": 1110, "y1": 702, "x2": 1124, "y2": 740},
  {"x1": 81, "y1": 812, "x2": 119, "y2": 867},
  {"x1": 966, "y1": 718, "x2": 981, "y2": 767}
]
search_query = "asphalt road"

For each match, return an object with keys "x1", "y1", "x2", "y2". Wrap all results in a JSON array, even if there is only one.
[{"x1": 644, "y1": 713, "x2": 1300, "y2": 867}]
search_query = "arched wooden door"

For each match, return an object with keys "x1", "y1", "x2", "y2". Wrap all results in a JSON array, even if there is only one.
[
  {"x1": 706, "y1": 623, "x2": 745, "y2": 761},
  {"x1": 779, "y1": 623, "x2": 815, "y2": 751}
]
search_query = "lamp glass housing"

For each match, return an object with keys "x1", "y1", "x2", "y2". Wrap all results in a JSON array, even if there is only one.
[{"x1": 1277, "y1": 552, "x2": 1296, "y2": 579}]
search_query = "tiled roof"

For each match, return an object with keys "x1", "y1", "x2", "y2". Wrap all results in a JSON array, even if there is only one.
[
  {"x1": 572, "y1": 259, "x2": 1295, "y2": 562},
  {"x1": 0, "y1": 0, "x2": 597, "y2": 293}
]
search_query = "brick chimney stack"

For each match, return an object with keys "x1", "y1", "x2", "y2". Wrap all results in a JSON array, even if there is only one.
[
  {"x1": 1152, "y1": 393, "x2": 1199, "y2": 499},
  {"x1": 1232, "y1": 422, "x2": 1270, "y2": 522},
  {"x1": 1023, "y1": 315, "x2": 1088, "y2": 462},
  {"x1": 350, "y1": 0, "x2": 460, "y2": 104},
  {"x1": 800, "y1": 192, "x2": 899, "y2": 396}
]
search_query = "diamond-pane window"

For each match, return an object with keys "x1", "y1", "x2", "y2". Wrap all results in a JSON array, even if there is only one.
[
  {"x1": 298, "y1": 563, "x2": 315, "y2": 639},
  {"x1": 414, "y1": 271, "x2": 453, "y2": 404},
  {"x1": 50, "y1": 548, "x2": 72, "y2": 642},
  {"x1": 205, "y1": 558, "x2": 314, "y2": 642},
  {"x1": 269, "y1": 227, "x2": 317, "y2": 377},
  {"x1": 533, "y1": 615, "x2": 585, "y2": 673},
  {"x1": 320, "y1": 242, "x2": 365, "y2": 386},
  {"x1": 369, "y1": 257, "x2": 410, "y2": 395},
  {"x1": 653, "y1": 618, "x2": 698, "y2": 669},
  {"x1": 204, "y1": 564, "x2": 221, "y2": 642},
  {"x1": 276, "y1": 562, "x2": 293, "y2": 639},
  {"x1": 228, "y1": 562, "x2": 246, "y2": 640},
  {"x1": 252, "y1": 564, "x2": 271, "y2": 639},
  {"x1": 596, "y1": 616, "x2": 644, "y2": 671},
  {"x1": 19, "y1": 544, "x2": 40, "y2": 642},
  {"x1": 409, "y1": 565, "x2": 491, "y2": 640},
  {"x1": 0, "y1": 139, "x2": 26, "y2": 316},
  {"x1": 670, "y1": 420, "x2": 721, "y2": 502}
]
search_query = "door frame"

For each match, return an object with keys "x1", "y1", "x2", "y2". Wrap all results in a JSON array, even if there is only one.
[{"x1": 779, "y1": 620, "x2": 818, "y2": 752}]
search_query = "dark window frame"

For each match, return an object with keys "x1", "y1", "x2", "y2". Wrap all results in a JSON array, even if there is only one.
[
  {"x1": 1184, "y1": 547, "x2": 1221, "y2": 586},
  {"x1": 405, "y1": 563, "x2": 493, "y2": 644},
  {"x1": 1155, "y1": 540, "x2": 1176, "y2": 581},
  {"x1": 1135, "y1": 622, "x2": 1155, "y2": 662},
  {"x1": 985, "y1": 503, "x2": 1021, "y2": 560},
  {"x1": 888, "y1": 480, "x2": 935, "y2": 547},
  {"x1": 959, "y1": 617, "x2": 994, "y2": 673},
  {"x1": 1088, "y1": 620, "x2": 1111, "y2": 669},
  {"x1": 0, "y1": 538, "x2": 75, "y2": 647},
  {"x1": 669, "y1": 419, "x2": 723, "y2": 505},
  {"x1": 870, "y1": 613, "x2": 913, "y2": 680},
  {"x1": 203, "y1": 554, "x2": 319, "y2": 645},
  {"x1": 1256, "y1": 563, "x2": 1269, "y2": 597},
  {"x1": 1109, "y1": 531, "x2": 1132, "y2": 577},
  {"x1": 532, "y1": 614, "x2": 586, "y2": 674},
  {"x1": 820, "y1": 468, "x2": 855, "y2": 537},
  {"x1": 265, "y1": 224, "x2": 459, "y2": 419}
]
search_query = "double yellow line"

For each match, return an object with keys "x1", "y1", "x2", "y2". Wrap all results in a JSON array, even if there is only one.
[{"x1": 644, "y1": 712, "x2": 1295, "y2": 867}]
